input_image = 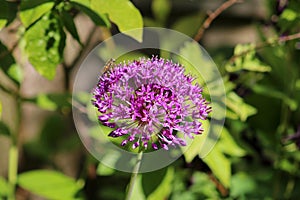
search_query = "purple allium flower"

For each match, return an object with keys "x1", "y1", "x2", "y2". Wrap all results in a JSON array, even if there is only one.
[{"x1": 92, "y1": 56, "x2": 211, "y2": 150}]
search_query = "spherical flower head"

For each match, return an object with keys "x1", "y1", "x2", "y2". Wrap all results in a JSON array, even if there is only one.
[{"x1": 92, "y1": 56, "x2": 211, "y2": 150}]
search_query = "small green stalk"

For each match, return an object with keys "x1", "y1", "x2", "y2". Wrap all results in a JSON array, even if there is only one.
[
  {"x1": 125, "y1": 151, "x2": 143, "y2": 200},
  {"x1": 8, "y1": 144, "x2": 18, "y2": 200}
]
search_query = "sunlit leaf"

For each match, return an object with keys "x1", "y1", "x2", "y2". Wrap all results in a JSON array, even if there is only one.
[
  {"x1": 36, "y1": 94, "x2": 58, "y2": 111},
  {"x1": 20, "y1": 0, "x2": 55, "y2": 28},
  {"x1": 226, "y1": 44, "x2": 271, "y2": 73},
  {"x1": 280, "y1": 9, "x2": 298, "y2": 21},
  {"x1": 97, "y1": 163, "x2": 115, "y2": 176},
  {"x1": 203, "y1": 145, "x2": 231, "y2": 188},
  {"x1": 70, "y1": 0, "x2": 110, "y2": 27},
  {"x1": 18, "y1": 170, "x2": 84, "y2": 200},
  {"x1": 217, "y1": 128, "x2": 246, "y2": 157},
  {"x1": 7, "y1": 64, "x2": 23, "y2": 84},
  {"x1": 24, "y1": 13, "x2": 66, "y2": 80},
  {"x1": 183, "y1": 120, "x2": 210, "y2": 163},
  {"x1": 226, "y1": 92, "x2": 257, "y2": 121},
  {"x1": 91, "y1": 0, "x2": 143, "y2": 42}
]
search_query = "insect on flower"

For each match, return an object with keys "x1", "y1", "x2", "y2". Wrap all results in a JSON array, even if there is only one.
[
  {"x1": 92, "y1": 56, "x2": 211, "y2": 151},
  {"x1": 103, "y1": 58, "x2": 116, "y2": 73}
]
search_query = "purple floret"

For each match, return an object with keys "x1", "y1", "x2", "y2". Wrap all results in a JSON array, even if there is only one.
[{"x1": 92, "y1": 56, "x2": 211, "y2": 150}]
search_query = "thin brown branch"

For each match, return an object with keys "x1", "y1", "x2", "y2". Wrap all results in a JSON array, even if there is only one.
[
  {"x1": 0, "y1": 40, "x2": 19, "y2": 60},
  {"x1": 0, "y1": 83, "x2": 19, "y2": 98},
  {"x1": 194, "y1": 0, "x2": 243, "y2": 42},
  {"x1": 228, "y1": 32, "x2": 300, "y2": 63},
  {"x1": 208, "y1": 173, "x2": 229, "y2": 197}
]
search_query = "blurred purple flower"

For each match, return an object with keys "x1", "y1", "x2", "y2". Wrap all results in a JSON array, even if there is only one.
[
  {"x1": 285, "y1": 126, "x2": 300, "y2": 149},
  {"x1": 92, "y1": 57, "x2": 211, "y2": 150}
]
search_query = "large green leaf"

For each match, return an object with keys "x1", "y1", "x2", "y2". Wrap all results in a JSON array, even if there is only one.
[
  {"x1": 24, "y1": 13, "x2": 66, "y2": 80},
  {"x1": 20, "y1": 0, "x2": 55, "y2": 28},
  {"x1": 141, "y1": 167, "x2": 168, "y2": 197},
  {"x1": 70, "y1": 0, "x2": 110, "y2": 27},
  {"x1": 217, "y1": 128, "x2": 246, "y2": 157},
  {"x1": 91, "y1": 0, "x2": 143, "y2": 42},
  {"x1": 18, "y1": 170, "x2": 84, "y2": 200},
  {"x1": 182, "y1": 120, "x2": 210, "y2": 163},
  {"x1": 147, "y1": 167, "x2": 174, "y2": 200}
]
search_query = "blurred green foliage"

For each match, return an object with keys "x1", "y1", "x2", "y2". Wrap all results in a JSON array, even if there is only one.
[{"x1": 0, "y1": 0, "x2": 300, "y2": 200}]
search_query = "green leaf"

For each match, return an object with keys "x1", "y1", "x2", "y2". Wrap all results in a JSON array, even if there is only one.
[
  {"x1": 129, "y1": 175, "x2": 146, "y2": 200},
  {"x1": 0, "y1": 0, "x2": 8, "y2": 30},
  {"x1": 231, "y1": 172, "x2": 256, "y2": 198},
  {"x1": 0, "y1": 177, "x2": 9, "y2": 197},
  {"x1": 8, "y1": 64, "x2": 23, "y2": 84},
  {"x1": 24, "y1": 13, "x2": 66, "y2": 80},
  {"x1": 0, "y1": 42, "x2": 21, "y2": 85},
  {"x1": 226, "y1": 44, "x2": 271, "y2": 73},
  {"x1": 226, "y1": 92, "x2": 257, "y2": 121},
  {"x1": 36, "y1": 94, "x2": 58, "y2": 111},
  {"x1": 203, "y1": 145, "x2": 231, "y2": 188},
  {"x1": 91, "y1": 0, "x2": 143, "y2": 42},
  {"x1": 251, "y1": 84, "x2": 298, "y2": 111},
  {"x1": 0, "y1": 121, "x2": 10, "y2": 137},
  {"x1": 18, "y1": 170, "x2": 84, "y2": 200},
  {"x1": 141, "y1": 167, "x2": 168, "y2": 197},
  {"x1": 0, "y1": 1, "x2": 17, "y2": 29},
  {"x1": 280, "y1": 9, "x2": 298, "y2": 21},
  {"x1": 152, "y1": 0, "x2": 171, "y2": 24},
  {"x1": 183, "y1": 120, "x2": 210, "y2": 163},
  {"x1": 147, "y1": 167, "x2": 174, "y2": 200},
  {"x1": 61, "y1": 10, "x2": 81, "y2": 45},
  {"x1": 70, "y1": 1, "x2": 110, "y2": 27},
  {"x1": 190, "y1": 172, "x2": 219, "y2": 198},
  {"x1": 20, "y1": 0, "x2": 55, "y2": 28},
  {"x1": 172, "y1": 12, "x2": 205, "y2": 37},
  {"x1": 217, "y1": 128, "x2": 246, "y2": 157},
  {"x1": 96, "y1": 163, "x2": 115, "y2": 176}
]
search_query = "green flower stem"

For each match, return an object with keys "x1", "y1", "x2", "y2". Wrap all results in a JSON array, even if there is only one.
[
  {"x1": 8, "y1": 144, "x2": 18, "y2": 200},
  {"x1": 125, "y1": 151, "x2": 143, "y2": 200}
]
